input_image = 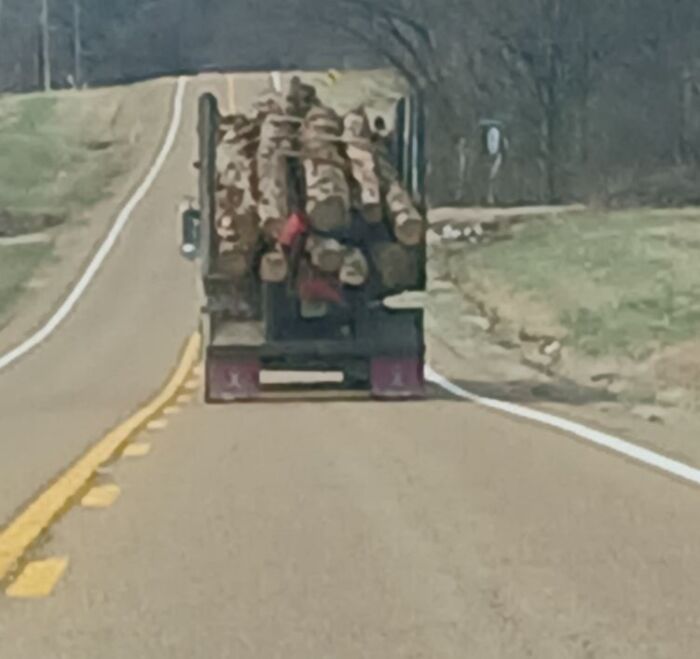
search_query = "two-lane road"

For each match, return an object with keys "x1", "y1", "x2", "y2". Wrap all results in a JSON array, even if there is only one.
[
  {"x1": 0, "y1": 73, "x2": 268, "y2": 527},
  {"x1": 1, "y1": 73, "x2": 699, "y2": 658}
]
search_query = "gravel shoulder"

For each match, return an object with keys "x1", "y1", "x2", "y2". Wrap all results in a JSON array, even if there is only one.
[{"x1": 427, "y1": 206, "x2": 700, "y2": 466}]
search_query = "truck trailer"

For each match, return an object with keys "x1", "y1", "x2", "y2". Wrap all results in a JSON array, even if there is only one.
[{"x1": 181, "y1": 78, "x2": 427, "y2": 402}]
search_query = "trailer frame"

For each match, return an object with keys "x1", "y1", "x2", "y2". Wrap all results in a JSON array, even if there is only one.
[{"x1": 191, "y1": 88, "x2": 427, "y2": 402}]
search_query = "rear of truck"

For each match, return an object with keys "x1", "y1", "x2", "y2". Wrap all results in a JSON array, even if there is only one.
[{"x1": 183, "y1": 79, "x2": 427, "y2": 401}]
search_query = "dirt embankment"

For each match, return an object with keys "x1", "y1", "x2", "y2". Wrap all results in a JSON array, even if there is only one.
[{"x1": 426, "y1": 206, "x2": 700, "y2": 464}]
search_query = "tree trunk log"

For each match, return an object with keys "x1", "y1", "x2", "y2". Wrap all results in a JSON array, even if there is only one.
[
  {"x1": 307, "y1": 235, "x2": 346, "y2": 273},
  {"x1": 385, "y1": 181, "x2": 425, "y2": 246},
  {"x1": 344, "y1": 109, "x2": 382, "y2": 223},
  {"x1": 376, "y1": 153, "x2": 425, "y2": 245},
  {"x1": 302, "y1": 106, "x2": 351, "y2": 232},
  {"x1": 260, "y1": 249, "x2": 289, "y2": 283},
  {"x1": 339, "y1": 247, "x2": 369, "y2": 287},
  {"x1": 371, "y1": 243, "x2": 418, "y2": 289},
  {"x1": 257, "y1": 111, "x2": 295, "y2": 241},
  {"x1": 215, "y1": 114, "x2": 260, "y2": 252},
  {"x1": 217, "y1": 241, "x2": 253, "y2": 279}
]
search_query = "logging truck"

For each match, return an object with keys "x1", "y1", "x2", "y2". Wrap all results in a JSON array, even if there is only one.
[{"x1": 180, "y1": 79, "x2": 427, "y2": 401}]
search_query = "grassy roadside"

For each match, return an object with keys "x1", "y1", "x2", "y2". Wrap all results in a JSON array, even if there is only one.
[
  {"x1": 0, "y1": 244, "x2": 52, "y2": 321},
  {"x1": 444, "y1": 210, "x2": 700, "y2": 358},
  {"x1": 0, "y1": 80, "x2": 172, "y2": 322},
  {"x1": 433, "y1": 209, "x2": 700, "y2": 407}
]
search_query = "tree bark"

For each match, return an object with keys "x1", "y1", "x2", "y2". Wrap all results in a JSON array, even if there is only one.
[
  {"x1": 302, "y1": 106, "x2": 351, "y2": 232},
  {"x1": 371, "y1": 242, "x2": 418, "y2": 289}
]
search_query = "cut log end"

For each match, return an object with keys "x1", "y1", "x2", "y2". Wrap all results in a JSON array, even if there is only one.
[
  {"x1": 394, "y1": 216, "x2": 425, "y2": 246},
  {"x1": 260, "y1": 251, "x2": 289, "y2": 283},
  {"x1": 362, "y1": 204, "x2": 383, "y2": 224},
  {"x1": 339, "y1": 248, "x2": 369, "y2": 287},
  {"x1": 306, "y1": 196, "x2": 350, "y2": 233},
  {"x1": 218, "y1": 244, "x2": 252, "y2": 279},
  {"x1": 308, "y1": 237, "x2": 345, "y2": 273},
  {"x1": 372, "y1": 243, "x2": 419, "y2": 290}
]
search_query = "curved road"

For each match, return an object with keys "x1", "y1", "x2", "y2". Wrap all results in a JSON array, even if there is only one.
[{"x1": 1, "y1": 74, "x2": 699, "y2": 658}]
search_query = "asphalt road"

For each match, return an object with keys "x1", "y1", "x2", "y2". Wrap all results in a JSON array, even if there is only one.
[{"x1": 1, "y1": 74, "x2": 699, "y2": 658}]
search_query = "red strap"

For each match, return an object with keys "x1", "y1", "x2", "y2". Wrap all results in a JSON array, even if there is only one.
[
  {"x1": 279, "y1": 212, "x2": 309, "y2": 247},
  {"x1": 298, "y1": 278, "x2": 344, "y2": 304}
]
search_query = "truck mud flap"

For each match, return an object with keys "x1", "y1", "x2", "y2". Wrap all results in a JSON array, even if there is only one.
[
  {"x1": 205, "y1": 357, "x2": 260, "y2": 402},
  {"x1": 370, "y1": 357, "x2": 425, "y2": 399}
]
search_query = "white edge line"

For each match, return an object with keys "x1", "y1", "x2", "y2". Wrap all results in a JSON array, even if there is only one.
[
  {"x1": 271, "y1": 71, "x2": 282, "y2": 94},
  {"x1": 270, "y1": 61, "x2": 698, "y2": 489},
  {"x1": 425, "y1": 365, "x2": 700, "y2": 487},
  {"x1": 0, "y1": 77, "x2": 188, "y2": 373}
]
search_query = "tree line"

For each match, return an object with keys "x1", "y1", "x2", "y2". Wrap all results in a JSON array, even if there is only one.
[
  {"x1": 303, "y1": 0, "x2": 700, "y2": 205},
  {"x1": 1, "y1": 0, "x2": 698, "y2": 206}
]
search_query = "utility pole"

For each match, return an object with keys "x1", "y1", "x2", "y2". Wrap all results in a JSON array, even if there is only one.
[
  {"x1": 73, "y1": 0, "x2": 82, "y2": 88},
  {"x1": 40, "y1": 0, "x2": 51, "y2": 91}
]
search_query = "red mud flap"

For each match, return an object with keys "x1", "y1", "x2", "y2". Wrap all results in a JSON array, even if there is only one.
[
  {"x1": 370, "y1": 357, "x2": 425, "y2": 399},
  {"x1": 206, "y1": 357, "x2": 261, "y2": 402}
]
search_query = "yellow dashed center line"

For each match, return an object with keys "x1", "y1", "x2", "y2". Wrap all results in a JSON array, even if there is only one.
[
  {"x1": 6, "y1": 557, "x2": 68, "y2": 599},
  {"x1": 163, "y1": 406, "x2": 180, "y2": 416},
  {"x1": 146, "y1": 418, "x2": 169, "y2": 432},
  {"x1": 123, "y1": 443, "x2": 152, "y2": 458},
  {"x1": 81, "y1": 484, "x2": 121, "y2": 509},
  {"x1": 0, "y1": 333, "x2": 201, "y2": 583}
]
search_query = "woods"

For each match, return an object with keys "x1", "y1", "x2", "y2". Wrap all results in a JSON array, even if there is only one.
[
  {"x1": 1, "y1": 0, "x2": 699, "y2": 207},
  {"x1": 303, "y1": 0, "x2": 700, "y2": 206}
]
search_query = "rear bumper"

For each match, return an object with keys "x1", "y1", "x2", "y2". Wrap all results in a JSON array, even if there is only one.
[
  {"x1": 204, "y1": 354, "x2": 425, "y2": 402},
  {"x1": 204, "y1": 308, "x2": 425, "y2": 402},
  {"x1": 208, "y1": 308, "x2": 424, "y2": 365}
]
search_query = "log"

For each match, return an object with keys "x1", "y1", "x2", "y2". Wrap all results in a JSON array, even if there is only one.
[
  {"x1": 386, "y1": 181, "x2": 424, "y2": 246},
  {"x1": 371, "y1": 243, "x2": 419, "y2": 290},
  {"x1": 260, "y1": 249, "x2": 289, "y2": 283},
  {"x1": 215, "y1": 114, "x2": 260, "y2": 250},
  {"x1": 303, "y1": 161, "x2": 351, "y2": 232},
  {"x1": 252, "y1": 92, "x2": 284, "y2": 119},
  {"x1": 287, "y1": 77, "x2": 320, "y2": 118},
  {"x1": 216, "y1": 209, "x2": 259, "y2": 247},
  {"x1": 339, "y1": 247, "x2": 369, "y2": 287},
  {"x1": 217, "y1": 241, "x2": 253, "y2": 279},
  {"x1": 306, "y1": 235, "x2": 345, "y2": 273},
  {"x1": 302, "y1": 106, "x2": 351, "y2": 232},
  {"x1": 257, "y1": 111, "x2": 295, "y2": 241},
  {"x1": 218, "y1": 113, "x2": 259, "y2": 149},
  {"x1": 343, "y1": 109, "x2": 382, "y2": 223},
  {"x1": 374, "y1": 148, "x2": 426, "y2": 245}
]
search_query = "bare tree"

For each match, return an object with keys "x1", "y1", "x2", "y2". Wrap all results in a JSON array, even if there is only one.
[{"x1": 40, "y1": 0, "x2": 51, "y2": 90}]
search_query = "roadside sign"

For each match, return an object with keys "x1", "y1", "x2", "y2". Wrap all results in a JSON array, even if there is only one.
[{"x1": 486, "y1": 126, "x2": 501, "y2": 156}]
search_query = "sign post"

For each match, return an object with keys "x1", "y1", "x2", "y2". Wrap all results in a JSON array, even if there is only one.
[{"x1": 479, "y1": 119, "x2": 508, "y2": 206}]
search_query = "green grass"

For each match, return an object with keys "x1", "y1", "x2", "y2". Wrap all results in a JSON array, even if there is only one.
[
  {"x1": 0, "y1": 93, "x2": 128, "y2": 216},
  {"x1": 0, "y1": 243, "x2": 52, "y2": 319},
  {"x1": 446, "y1": 210, "x2": 700, "y2": 359},
  {"x1": 0, "y1": 80, "x2": 170, "y2": 324},
  {"x1": 0, "y1": 91, "x2": 126, "y2": 323}
]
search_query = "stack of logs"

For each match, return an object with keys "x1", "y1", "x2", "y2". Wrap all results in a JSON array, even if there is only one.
[{"x1": 208, "y1": 78, "x2": 425, "y2": 298}]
